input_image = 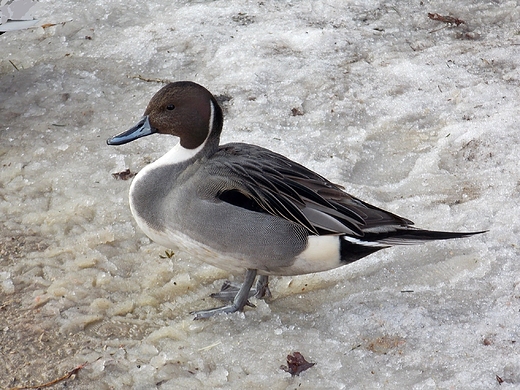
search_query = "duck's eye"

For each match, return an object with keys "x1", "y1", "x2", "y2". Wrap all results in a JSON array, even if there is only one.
[{"x1": 166, "y1": 104, "x2": 175, "y2": 110}]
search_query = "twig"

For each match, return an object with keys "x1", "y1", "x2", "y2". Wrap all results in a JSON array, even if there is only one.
[
  {"x1": 428, "y1": 13, "x2": 465, "y2": 26},
  {"x1": 8, "y1": 60, "x2": 19, "y2": 71},
  {"x1": 428, "y1": 13, "x2": 466, "y2": 33},
  {"x1": 128, "y1": 74, "x2": 171, "y2": 84},
  {"x1": 9, "y1": 361, "x2": 90, "y2": 390}
]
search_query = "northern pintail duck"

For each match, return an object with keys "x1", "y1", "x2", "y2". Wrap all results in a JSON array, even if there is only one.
[{"x1": 107, "y1": 81, "x2": 483, "y2": 319}]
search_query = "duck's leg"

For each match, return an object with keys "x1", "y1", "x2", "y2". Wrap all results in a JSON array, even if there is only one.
[
  {"x1": 254, "y1": 275, "x2": 271, "y2": 299},
  {"x1": 210, "y1": 274, "x2": 271, "y2": 302},
  {"x1": 210, "y1": 281, "x2": 255, "y2": 304},
  {"x1": 192, "y1": 269, "x2": 257, "y2": 319}
]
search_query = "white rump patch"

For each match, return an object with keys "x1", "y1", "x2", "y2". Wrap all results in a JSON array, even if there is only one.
[{"x1": 289, "y1": 236, "x2": 341, "y2": 275}]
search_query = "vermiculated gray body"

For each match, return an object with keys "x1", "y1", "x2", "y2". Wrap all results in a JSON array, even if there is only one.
[{"x1": 130, "y1": 146, "x2": 309, "y2": 274}]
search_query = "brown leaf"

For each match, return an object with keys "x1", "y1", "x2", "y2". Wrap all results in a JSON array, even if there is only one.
[
  {"x1": 111, "y1": 168, "x2": 136, "y2": 180},
  {"x1": 281, "y1": 352, "x2": 315, "y2": 376}
]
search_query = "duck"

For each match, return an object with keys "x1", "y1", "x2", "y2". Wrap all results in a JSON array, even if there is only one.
[{"x1": 107, "y1": 81, "x2": 483, "y2": 319}]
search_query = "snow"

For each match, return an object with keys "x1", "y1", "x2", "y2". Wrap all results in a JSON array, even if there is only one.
[{"x1": 1, "y1": 0, "x2": 519, "y2": 389}]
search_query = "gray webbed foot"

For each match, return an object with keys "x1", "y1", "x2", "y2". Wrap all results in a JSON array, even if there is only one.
[
  {"x1": 209, "y1": 275, "x2": 271, "y2": 303},
  {"x1": 192, "y1": 269, "x2": 258, "y2": 319},
  {"x1": 210, "y1": 281, "x2": 255, "y2": 307}
]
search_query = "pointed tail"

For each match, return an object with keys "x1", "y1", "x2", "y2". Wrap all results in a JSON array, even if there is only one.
[
  {"x1": 339, "y1": 228, "x2": 485, "y2": 265},
  {"x1": 363, "y1": 228, "x2": 486, "y2": 246}
]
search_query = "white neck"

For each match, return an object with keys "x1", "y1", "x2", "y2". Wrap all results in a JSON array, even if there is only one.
[{"x1": 161, "y1": 141, "x2": 205, "y2": 165}]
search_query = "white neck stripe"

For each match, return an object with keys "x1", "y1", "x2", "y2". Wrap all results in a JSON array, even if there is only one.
[{"x1": 208, "y1": 98, "x2": 215, "y2": 137}]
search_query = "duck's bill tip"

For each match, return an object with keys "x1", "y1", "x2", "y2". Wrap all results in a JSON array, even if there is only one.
[{"x1": 107, "y1": 116, "x2": 155, "y2": 146}]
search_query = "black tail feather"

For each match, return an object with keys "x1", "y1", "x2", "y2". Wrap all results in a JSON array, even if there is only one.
[
  {"x1": 339, "y1": 229, "x2": 485, "y2": 265},
  {"x1": 372, "y1": 229, "x2": 486, "y2": 245}
]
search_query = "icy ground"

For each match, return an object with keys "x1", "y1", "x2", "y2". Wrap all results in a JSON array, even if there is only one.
[{"x1": 1, "y1": 0, "x2": 519, "y2": 389}]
